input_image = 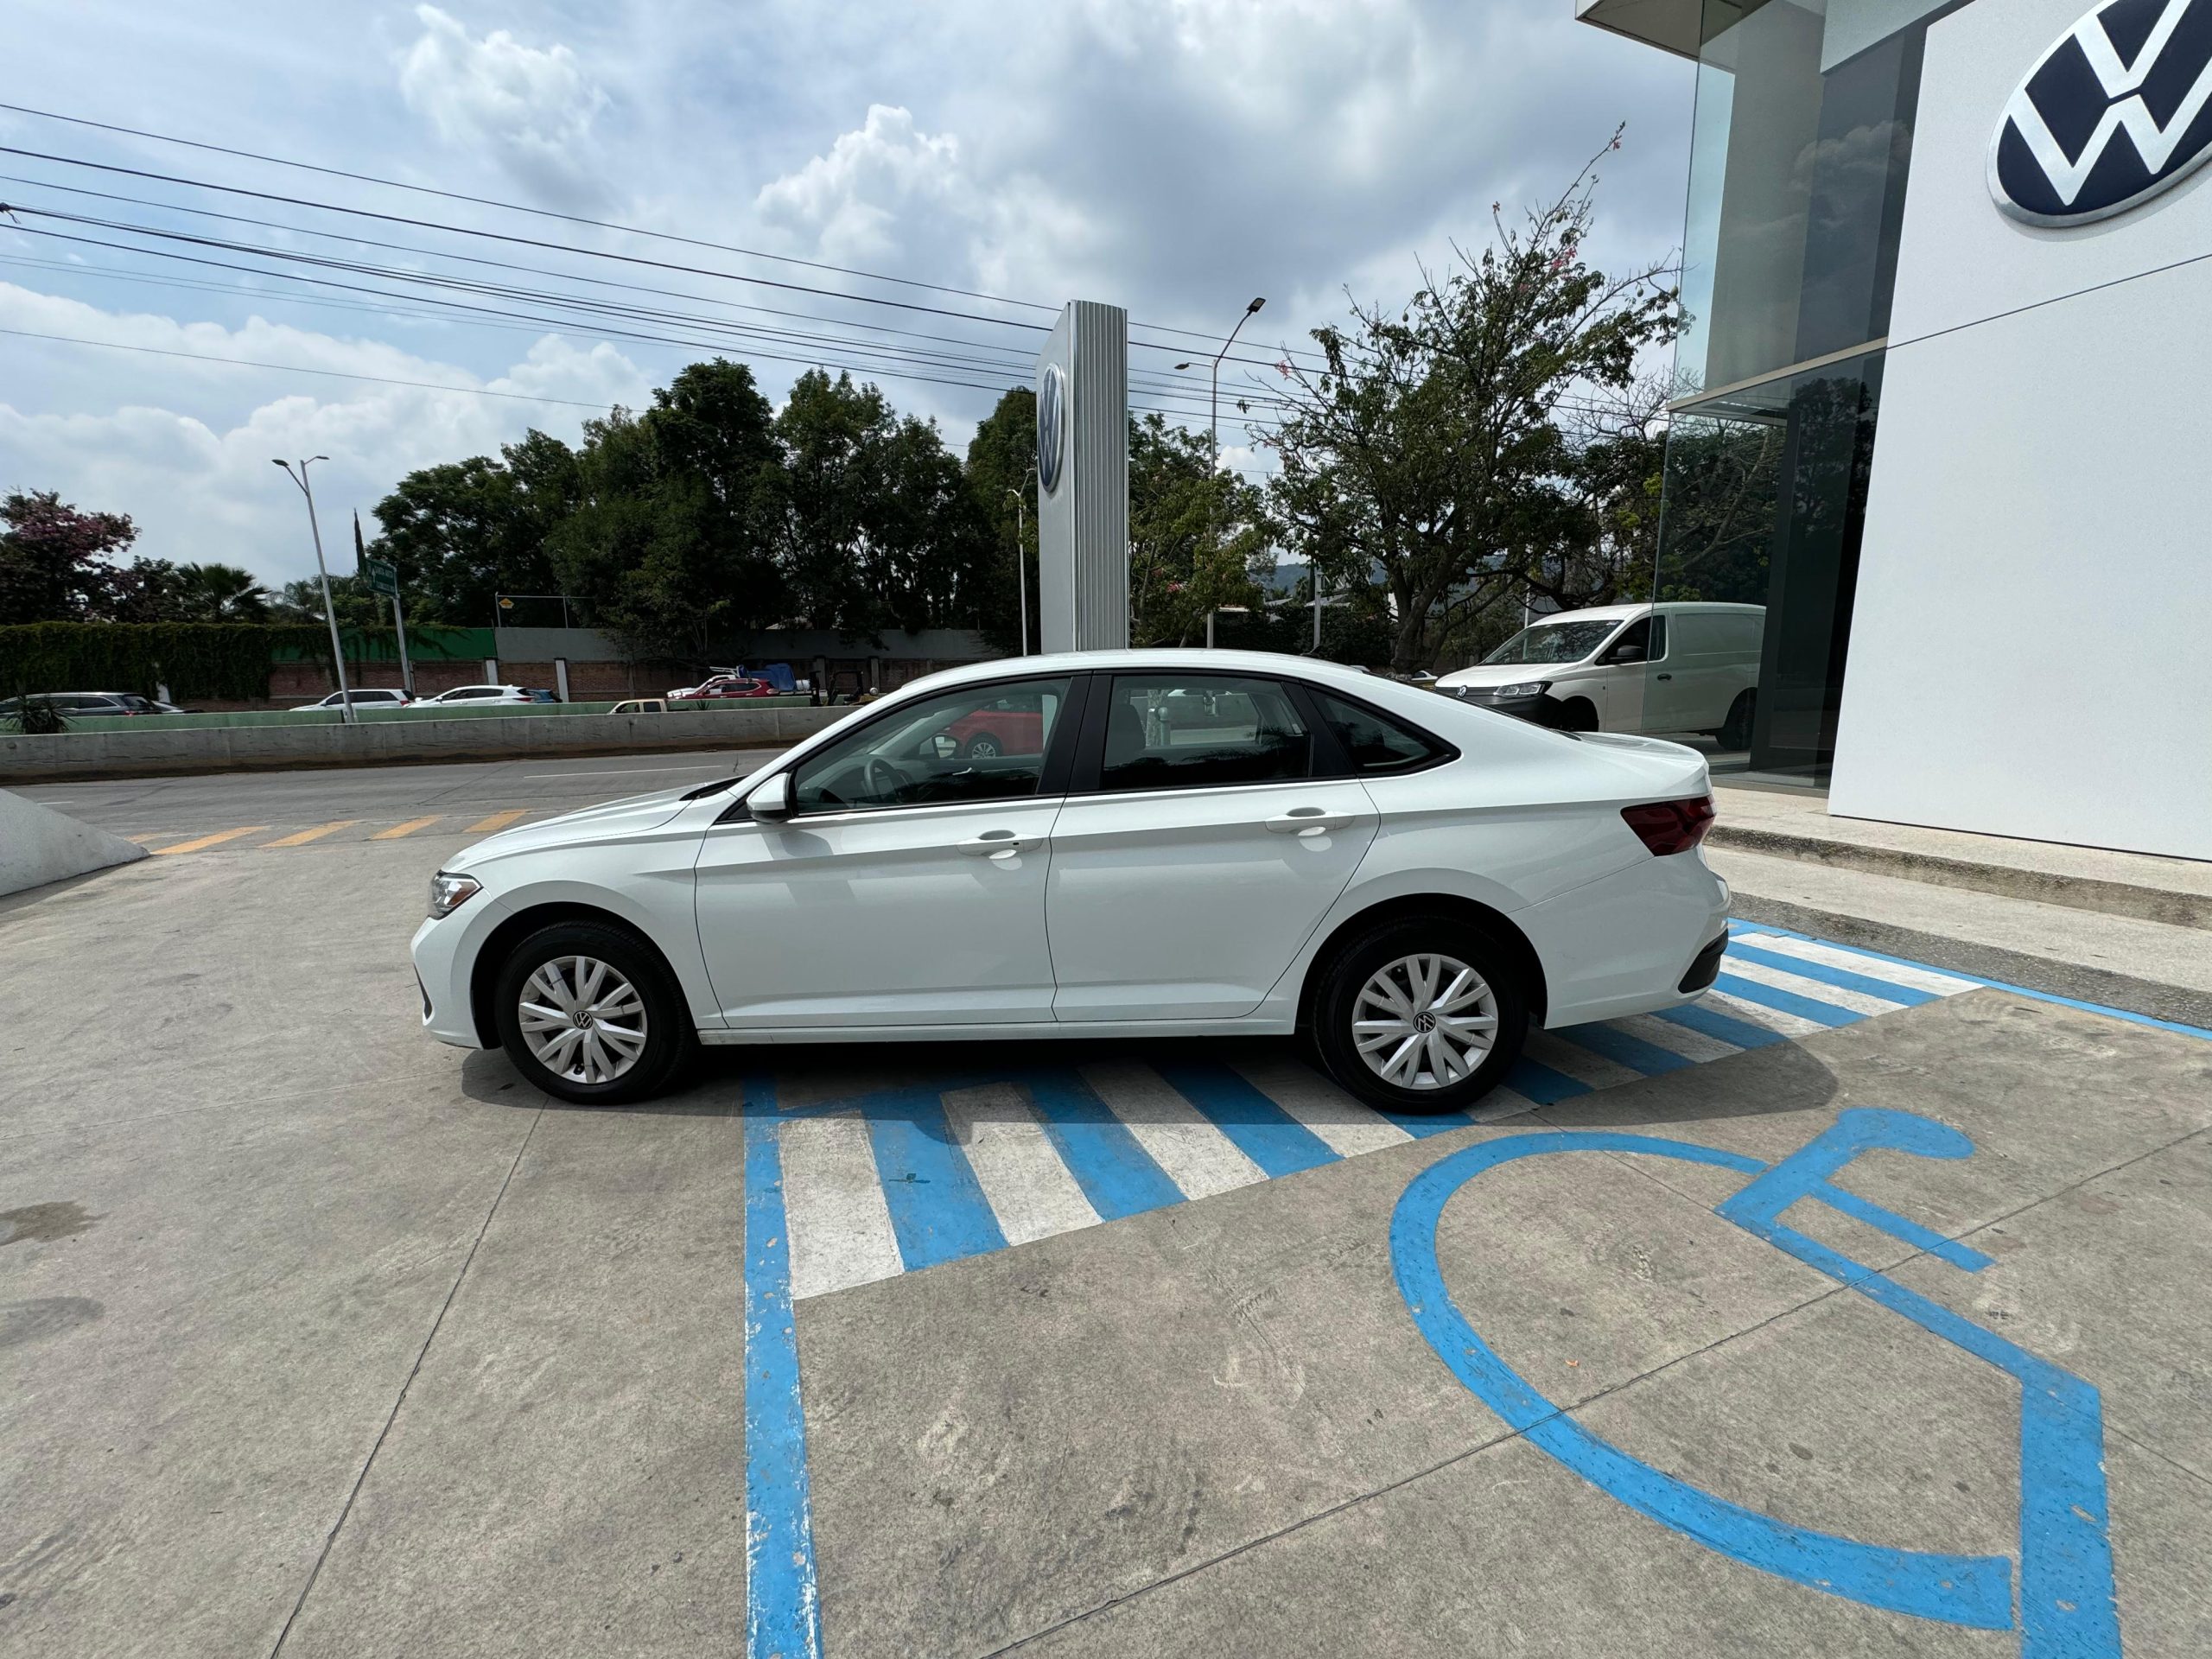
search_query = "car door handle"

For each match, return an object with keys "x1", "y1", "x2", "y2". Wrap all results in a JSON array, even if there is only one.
[
  {"x1": 1656, "y1": 673, "x2": 1674, "y2": 681},
  {"x1": 957, "y1": 830, "x2": 1042, "y2": 858},
  {"x1": 1265, "y1": 807, "x2": 1355, "y2": 835}
]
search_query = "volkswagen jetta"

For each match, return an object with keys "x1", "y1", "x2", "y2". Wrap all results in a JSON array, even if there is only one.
[{"x1": 410, "y1": 651, "x2": 1729, "y2": 1113}]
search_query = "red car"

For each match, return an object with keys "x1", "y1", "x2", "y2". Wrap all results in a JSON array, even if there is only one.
[
  {"x1": 947, "y1": 693, "x2": 1046, "y2": 759},
  {"x1": 670, "y1": 676, "x2": 779, "y2": 702}
]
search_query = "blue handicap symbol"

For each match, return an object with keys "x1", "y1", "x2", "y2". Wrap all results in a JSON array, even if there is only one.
[{"x1": 1390, "y1": 1109, "x2": 2120, "y2": 1656}]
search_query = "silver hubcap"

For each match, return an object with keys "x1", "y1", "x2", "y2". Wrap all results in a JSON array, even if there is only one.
[
  {"x1": 1352, "y1": 952, "x2": 1498, "y2": 1090},
  {"x1": 518, "y1": 956, "x2": 648, "y2": 1085}
]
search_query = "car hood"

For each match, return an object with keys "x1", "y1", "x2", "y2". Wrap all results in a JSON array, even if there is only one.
[
  {"x1": 442, "y1": 780, "x2": 730, "y2": 870},
  {"x1": 1434, "y1": 662, "x2": 1587, "y2": 689}
]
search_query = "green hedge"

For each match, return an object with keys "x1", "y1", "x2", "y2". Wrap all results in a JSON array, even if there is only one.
[{"x1": 0, "y1": 622, "x2": 334, "y2": 700}]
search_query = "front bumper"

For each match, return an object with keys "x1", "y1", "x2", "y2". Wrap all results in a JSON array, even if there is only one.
[
  {"x1": 1443, "y1": 686, "x2": 1572, "y2": 727},
  {"x1": 410, "y1": 912, "x2": 486, "y2": 1049}
]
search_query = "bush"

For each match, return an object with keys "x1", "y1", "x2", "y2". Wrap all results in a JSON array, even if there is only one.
[
  {"x1": 3, "y1": 690, "x2": 66, "y2": 734},
  {"x1": 0, "y1": 622, "x2": 333, "y2": 701}
]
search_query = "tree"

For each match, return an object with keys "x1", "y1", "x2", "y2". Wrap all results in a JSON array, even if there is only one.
[
  {"x1": 1126, "y1": 415, "x2": 1270, "y2": 647},
  {"x1": 0, "y1": 491, "x2": 139, "y2": 623},
  {"x1": 370, "y1": 430, "x2": 581, "y2": 626},
  {"x1": 963, "y1": 387, "x2": 1037, "y2": 654},
  {"x1": 1266, "y1": 132, "x2": 1681, "y2": 672}
]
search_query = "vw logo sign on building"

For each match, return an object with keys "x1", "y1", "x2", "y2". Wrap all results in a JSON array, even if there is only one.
[
  {"x1": 1036, "y1": 364, "x2": 1067, "y2": 494},
  {"x1": 1991, "y1": 0, "x2": 2212, "y2": 226}
]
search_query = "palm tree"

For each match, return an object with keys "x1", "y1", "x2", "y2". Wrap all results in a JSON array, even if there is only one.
[{"x1": 176, "y1": 563, "x2": 271, "y2": 621}]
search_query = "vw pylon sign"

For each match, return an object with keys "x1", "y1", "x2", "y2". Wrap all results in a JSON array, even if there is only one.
[{"x1": 1990, "y1": 0, "x2": 2212, "y2": 226}]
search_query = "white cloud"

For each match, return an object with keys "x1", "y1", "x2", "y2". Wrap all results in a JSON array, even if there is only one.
[
  {"x1": 398, "y1": 6, "x2": 613, "y2": 209},
  {"x1": 755, "y1": 105, "x2": 969, "y2": 266}
]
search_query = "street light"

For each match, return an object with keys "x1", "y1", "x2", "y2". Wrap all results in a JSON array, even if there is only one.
[
  {"x1": 1177, "y1": 297, "x2": 1265, "y2": 646},
  {"x1": 272, "y1": 455, "x2": 354, "y2": 724},
  {"x1": 1004, "y1": 479, "x2": 1032, "y2": 657}
]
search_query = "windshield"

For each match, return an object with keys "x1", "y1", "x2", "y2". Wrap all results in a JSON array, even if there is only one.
[{"x1": 1483, "y1": 619, "x2": 1623, "y2": 665}]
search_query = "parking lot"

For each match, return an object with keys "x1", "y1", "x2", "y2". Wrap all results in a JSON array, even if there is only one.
[{"x1": 3, "y1": 757, "x2": 2209, "y2": 1657}]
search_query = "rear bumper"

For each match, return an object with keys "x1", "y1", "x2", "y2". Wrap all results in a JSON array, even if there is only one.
[
  {"x1": 1520, "y1": 849, "x2": 1731, "y2": 1028},
  {"x1": 1678, "y1": 930, "x2": 1730, "y2": 993}
]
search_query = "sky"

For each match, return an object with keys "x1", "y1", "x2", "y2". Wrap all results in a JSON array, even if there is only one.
[{"x1": 0, "y1": 1, "x2": 1693, "y2": 594}]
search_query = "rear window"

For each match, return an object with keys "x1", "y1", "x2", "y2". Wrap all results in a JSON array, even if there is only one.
[{"x1": 1313, "y1": 691, "x2": 1447, "y2": 772}]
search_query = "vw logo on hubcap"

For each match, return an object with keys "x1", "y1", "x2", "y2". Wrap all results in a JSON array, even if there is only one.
[{"x1": 1414, "y1": 1011, "x2": 1437, "y2": 1034}]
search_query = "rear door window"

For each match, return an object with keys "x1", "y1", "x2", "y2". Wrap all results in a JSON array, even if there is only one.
[{"x1": 1095, "y1": 675, "x2": 1313, "y2": 792}]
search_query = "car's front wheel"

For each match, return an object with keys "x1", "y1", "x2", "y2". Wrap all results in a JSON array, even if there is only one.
[
  {"x1": 493, "y1": 921, "x2": 695, "y2": 1103},
  {"x1": 1312, "y1": 918, "x2": 1529, "y2": 1115}
]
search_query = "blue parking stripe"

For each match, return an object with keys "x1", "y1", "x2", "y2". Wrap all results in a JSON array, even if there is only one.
[
  {"x1": 863, "y1": 1093, "x2": 1008, "y2": 1271},
  {"x1": 1158, "y1": 1063, "x2": 1341, "y2": 1178},
  {"x1": 1503, "y1": 1056, "x2": 1592, "y2": 1103},
  {"x1": 1713, "y1": 970, "x2": 1859, "y2": 1028},
  {"x1": 1021, "y1": 1070, "x2": 1187, "y2": 1219},
  {"x1": 1652, "y1": 1001, "x2": 1785, "y2": 1050},
  {"x1": 1378, "y1": 1108, "x2": 1478, "y2": 1139},
  {"x1": 1726, "y1": 941, "x2": 1937, "y2": 1007},
  {"x1": 1554, "y1": 1021, "x2": 1698, "y2": 1076}
]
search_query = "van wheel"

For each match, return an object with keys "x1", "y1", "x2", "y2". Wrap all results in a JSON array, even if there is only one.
[
  {"x1": 494, "y1": 921, "x2": 695, "y2": 1104},
  {"x1": 1554, "y1": 697, "x2": 1599, "y2": 733},
  {"x1": 1719, "y1": 690, "x2": 1756, "y2": 751},
  {"x1": 1313, "y1": 918, "x2": 1529, "y2": 1115}
]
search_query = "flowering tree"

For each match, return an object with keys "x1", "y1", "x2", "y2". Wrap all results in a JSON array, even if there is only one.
[{"x1": 0, "y1": 490, "x2": 140, "y2": 624}]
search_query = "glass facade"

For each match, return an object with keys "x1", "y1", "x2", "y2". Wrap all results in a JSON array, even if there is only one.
[{"x1": 1649, "y1": 0, "x2": 1931, "y2": 782}]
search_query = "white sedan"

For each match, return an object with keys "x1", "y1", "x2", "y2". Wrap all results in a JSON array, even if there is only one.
[{"x1": 410, "y1": 651, "x2": 1729, "y2": 1111}]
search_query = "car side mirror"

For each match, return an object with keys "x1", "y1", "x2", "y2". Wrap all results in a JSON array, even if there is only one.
[
  {"x1": 928, "y1": 734, "x2": 959, "y2": 760},
  {"x1": 1608, "y1": 645, "x2": 1646, "y2": 664},
  {"x1": 744, "y1": 772, "x2": 795, "y2": 822}
]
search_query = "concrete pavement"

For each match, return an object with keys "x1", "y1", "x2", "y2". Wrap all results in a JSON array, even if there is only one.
[{"x1": 2, "y1": 796, "x2": 2208, "y2": 1657}]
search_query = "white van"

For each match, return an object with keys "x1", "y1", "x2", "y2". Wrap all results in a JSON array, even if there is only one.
[{"x1": 1434, "y1": 601, "x2": 1765, "y2": 747}]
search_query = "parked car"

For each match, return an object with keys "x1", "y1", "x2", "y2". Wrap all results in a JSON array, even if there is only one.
[
  {"x1": 416, "y1": 684, "x2": 535, "y2": 707},
  {"x1": 669, "y1": 675, "x2": 779, "y2": 702},
  {"x1": 945, "y1": 690, "x2": 1048, "y2": 758},
  {"x1": 610, "y1": 698, "x2": 671, "y2": 715},
  {"x1": 411, "y1": 650, "x2": 1726, "y2": 1111},
  {"x1": 1434, "y1": 601, "x2": 1765, "y2": 747},
  {"x1": 300, "y1": 688, "x2": 413, "y2": 710},
  {"x1": 0, "y1": 691, "x2": 168, "y2": 719}
]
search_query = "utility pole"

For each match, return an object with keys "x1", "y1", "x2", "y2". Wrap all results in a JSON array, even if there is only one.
[
  {"x1": 1004, "y1": 480, "x2": 1030, "y2": 657},
  {"x1": 274, "y1": 456, "x2": 353, "y2": 723},
  {"x1": 1176, "y1": 297, "x2": 1265, "y2": 648}
]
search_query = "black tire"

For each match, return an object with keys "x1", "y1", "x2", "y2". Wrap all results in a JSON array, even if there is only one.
[
  {"x1": 493, "y1": 921, "x2": 696, "y2": 1104},
  {"x1": 1312, "y1": 918, "x2": 1529, "y2": 1116},
  {"x1": 963, "y1": 732, "x2": 1002, "y2": 760},
  {"x1": 1719, "y1": 689, "x2": 1756, "y2": 751},
  {"x1": 1554, "y1": 696, "x2": 1599, "y2": 734}
]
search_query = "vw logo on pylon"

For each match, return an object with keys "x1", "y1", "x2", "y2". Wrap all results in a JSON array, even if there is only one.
[
  {"x1": 1991, "y1": 0, "x2": 2212, "y2": 226},
  {"x1": 1036, "y1": 364, "x2": 1067, "y2": 495}
]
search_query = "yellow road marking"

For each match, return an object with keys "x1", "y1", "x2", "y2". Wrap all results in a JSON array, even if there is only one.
[
  {"x1": 261, "y1": 820, "x2": 360, "y2": 848},
  {"x1": 151, "y1": 826, "x2": 270, "y2": 855},
  {"x1": 371, "y1": 817, "x2": 442, "y2": 840},
  {"x1": 467, "y1": 809, "x2": 529, "y2": 834}
]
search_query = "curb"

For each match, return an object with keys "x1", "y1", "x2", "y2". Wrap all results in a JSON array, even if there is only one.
[{"x1": 1707, "y1": 824, "x2": 2211, "y2": 933}]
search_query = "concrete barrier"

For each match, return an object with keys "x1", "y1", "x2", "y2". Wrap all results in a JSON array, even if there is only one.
[
  {"x1": 2, "y1": 790, "x2": 149, "y2": 896},
  {"x1": 0, "y1": 704, "x2": 853, "y2": 784}
]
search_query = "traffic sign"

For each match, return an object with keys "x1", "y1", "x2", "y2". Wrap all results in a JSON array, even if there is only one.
[{"x1": 365, "y1": 558, "x2": 399, "y2": 597}]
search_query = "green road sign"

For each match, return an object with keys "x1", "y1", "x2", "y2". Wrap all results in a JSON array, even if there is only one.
[{"x1": 366, "y1": 558, "x2": 400, "y2": 597}]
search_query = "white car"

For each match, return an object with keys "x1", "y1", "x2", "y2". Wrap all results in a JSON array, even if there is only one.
[
  {"x1": 302, "y1": 687, "x2": 413, "y2": 710},
  {"x1": 1436, "y1": 601, "x2": 1765, "y2": 747},
  {"x1": 416, "y1": 683, "x2": 534, "y2": 706},
  {"x1": 410, "y1": 651, "x2": 1729, "y2": 1110}
]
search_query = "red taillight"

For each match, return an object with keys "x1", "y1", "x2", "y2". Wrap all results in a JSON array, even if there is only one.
[{"x1": 1622, "y1": 795, "x2": 1714, "y2": 855}]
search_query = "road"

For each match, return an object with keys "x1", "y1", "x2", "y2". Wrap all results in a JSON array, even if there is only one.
[
  {"x1": 7, "y1": 748, "x2": 785, "y2": 851},
  {"x1": 3, "y1": 762, "x2": 2209, "y2": 1656}
]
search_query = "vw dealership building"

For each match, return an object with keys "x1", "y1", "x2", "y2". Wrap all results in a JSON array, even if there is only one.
[{"x1": 1576, "y1": 0, "x2": 2211, "y2": 861}]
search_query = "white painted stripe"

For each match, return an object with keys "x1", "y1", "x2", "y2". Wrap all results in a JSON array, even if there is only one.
[
  {"x1": 1609, "y1": 1012, "x2": 1744, "y2": 1065},
  {"x1": 1721, "y1": 954, "x2": 1910, "y2": 1017},
  {"x1": 1704, "y1": 988, "x2": 1829, "y2": 1039},
  {"x1": 1472, "y1": 1087, "x2": 1542, "y2": 1124},
  {"x1": 779, "y1": 1113, "x2": 905, "y2": 1300},
  {"x1": 941, "y1": 1084, "x2": 1100, "y2": 1246},
  {"x1": 1081, "y1": 1061, "x2": 1268, "y2": 1199},
  {"x1": 1233, "y1": 1058, "x2": 1414, "y2": 1158},
  {"x1": 1734, "y1": 932, "x2": 1983, "y2": 998},
  {"x1": 1524, "y1": 1030, "x2": 1645, "y2": 1090}
]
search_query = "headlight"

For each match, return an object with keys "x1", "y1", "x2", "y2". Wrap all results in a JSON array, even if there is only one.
[
  {"x1": 429, "y1": 871, "x2": 482, "y2": 918},
  {"x1": 1491, "y1": 681, "x2": 1551, "y2": 699}
]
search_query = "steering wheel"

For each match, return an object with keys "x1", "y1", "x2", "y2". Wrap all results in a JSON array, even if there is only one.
[{"x1": 861, "y1": 754, "x2": 909, "y2": 804}]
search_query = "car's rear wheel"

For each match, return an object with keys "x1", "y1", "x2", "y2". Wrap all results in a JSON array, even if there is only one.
[
  {"x1": 494, "y1": 921, "x2": 694, "y2": 1103},
  {"x1": 1313, "y1": 918, "x2": 1529, "y2": 1115}
]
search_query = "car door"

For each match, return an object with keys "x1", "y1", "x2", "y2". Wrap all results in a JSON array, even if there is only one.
[
  {"x1": 693, "y1": 673, "x2": 1082, "y2": 1028},
  {"x1": 1045, "y1": 671, "x2": 1380, "y2": 1022}
]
